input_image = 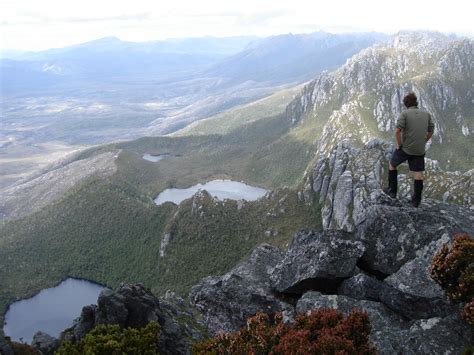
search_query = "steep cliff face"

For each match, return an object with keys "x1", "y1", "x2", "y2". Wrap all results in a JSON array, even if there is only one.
[
  {"x1": 286, "y1": 32, "x2": 473, "y2": 171},
  {"x1": 301, "y1": 139, "x2": 473, "y2": 232}
]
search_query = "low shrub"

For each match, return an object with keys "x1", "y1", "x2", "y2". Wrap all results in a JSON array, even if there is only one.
[
  {"x1": 430, "y1": 233, "x2": 474, "y2": 326},
  {"x1": 56, "y1": 321, "x2": 160, "y2": 355},
  {"x1": 193, "y1": 308, "x2": 376, "y2": 354}
]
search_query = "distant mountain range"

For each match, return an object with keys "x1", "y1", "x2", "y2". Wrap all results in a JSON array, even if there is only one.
[
  {"x1": 206, "y1": 32, "x2": 387, "y2": 84},
  {"x1": 1, "y1": 36, "x2": 258, "y2": 92}
]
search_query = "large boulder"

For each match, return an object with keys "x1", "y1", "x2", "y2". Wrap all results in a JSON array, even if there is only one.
[
  {"x1": 189, "y1": 244, "x2": 291, "y2": 335},
  {"x1": 395, "y1": 315, "x2": 473, "y2": 354},
  {"x1": 31, "y1": 331, "x2": 59, "y2": 355},
  {"x1": 67, "y1": 284, "x2": 204, "y2": 355},
  {"x1": 379, "y1": 232, "x2": 456, "y2": 319},
  {"x1": 338, "y1": 273, "x2": 385, "y2": 302},
  {"x1": 338, "y1": 272, "x2": 454, "y2": 320},
  {"x1": 355, "y1": 201, "x2": 474, "y2": 275},
  {"x1": 95, "y1": 285, "x2": 160, "y2": 327},
  {"x1": 270, "y1": 230, "x2": 365, "y2": 294}
]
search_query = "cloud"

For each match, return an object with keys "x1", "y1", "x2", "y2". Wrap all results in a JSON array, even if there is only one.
[
  {"x1": 1, "y1": 13, "x2": 151, "y2": 25},
  {"x1": 233, "y1": 10, "x2": 289, "y2": 27}
]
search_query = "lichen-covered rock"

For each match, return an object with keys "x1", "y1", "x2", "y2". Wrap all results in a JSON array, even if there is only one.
[
  {"x1": 270, "y1": 230, "x2": 365, "y2": 294},
  {"x1": 189, "y1": 244, "x2": 290, "y2": 335},
  {"x1": 31, "y1": 331, "x2": 59, "y2": 355},
  {"x1": 396, "y1": 315, "x2": 474, "y2": 355},
  {"x1": 384, "y1": 233, "x2": 451, "y2": 300},
  {"x1": 355, "y1": 202, "x2": 473, "y2": 275}
]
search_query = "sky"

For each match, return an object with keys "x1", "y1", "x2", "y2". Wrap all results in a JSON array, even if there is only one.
[{"x1": 1, "y1": 0, "x2": 473, "y2": 51}]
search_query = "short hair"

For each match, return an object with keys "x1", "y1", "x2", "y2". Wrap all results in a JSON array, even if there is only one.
[{"x1": 403, "y1": 92, "x2": 418, "y2": 108}]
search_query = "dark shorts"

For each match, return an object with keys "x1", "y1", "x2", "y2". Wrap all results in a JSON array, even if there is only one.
[{"x1": 390, "y1": 148, "x2": 425, "y2": 171}]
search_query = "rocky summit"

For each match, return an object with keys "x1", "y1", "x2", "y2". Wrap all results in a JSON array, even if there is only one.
[{"x1": 189, "y1": 196, "x2": 473, "y2": 353}]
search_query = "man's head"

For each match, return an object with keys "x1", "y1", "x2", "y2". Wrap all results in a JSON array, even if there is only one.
[{"x1": 403, "y1": 92, "x2": 418, "y2": 108}]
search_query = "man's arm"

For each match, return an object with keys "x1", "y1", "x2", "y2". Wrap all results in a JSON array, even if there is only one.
[
  {"x1": 395, "y1": 112, "x2": 406, "y2": 149},
  {"x1": 395, "y1": 128, "x2": 402, "y2": 149},
  {"x1": 426, "y1": 131, "x2": 433, "y2": 142},
  {"x1": 427, "y1": 113, "x2": 434, "y2": 142}
]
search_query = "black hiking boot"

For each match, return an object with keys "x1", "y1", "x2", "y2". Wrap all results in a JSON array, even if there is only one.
[
  {"x1": 383, "y1": 170, "x2": 398, "y2": 199},
  {"x1": 411, "y1": 179, "x2": 423, "y2": 207}
]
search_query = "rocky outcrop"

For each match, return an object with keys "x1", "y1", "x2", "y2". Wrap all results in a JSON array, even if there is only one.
[
  {"x1": 303, "y1": 139, "x2": 473, "y2": 234},
  {"x1": 189, "y1": 244, "x2": 291, "y2": 335},
  {"x1": 355, "y1": 202, "x2": 473, "y2": 275},
  {"x1": 31, "y1": 331, "x2": 59, "y2": 355},
  {"x1": 286, "y1": 32, "x2": 473, "y2": 171},
  {"x1": 65, "y1": 284, "x2": 204, "y2": 355},
  {"x1": 270, "y1": 230, "x2": 365, "y2": 293},
  {"x1": 0, "y1": 329, "x2": 14, "y2": 355},
  {"x1": 187, "y1": 193, "x2": 473, "y2": 353}
]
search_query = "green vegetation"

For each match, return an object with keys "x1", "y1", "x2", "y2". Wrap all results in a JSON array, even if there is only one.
[
  {"x1": 0, "y1": 177, "x2": 174, "y2": 322},
  {"x1": 175, "y1": 85, "x2": 303, "y2": 137},
  {"x1": 0, "y1": 106, "x2": 321, "y2": 323},
  {"x1": 193, "y1": 309, "x2": 376, "y2": 354},
  {"x1": 156, "y1": 189, "x2": 321, "y2": 295},
  {"x1": 57, "y1": 321, "x2": 160, "y2": 354}
]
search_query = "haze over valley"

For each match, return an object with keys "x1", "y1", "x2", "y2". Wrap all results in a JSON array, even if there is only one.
[{"x1": 1, "y1": 32, "x2": 385, "y2": 189}]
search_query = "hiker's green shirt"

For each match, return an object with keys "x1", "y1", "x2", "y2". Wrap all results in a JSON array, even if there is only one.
[{"x1": 396, "y1": 106, "x2": 434, "y2": 156}]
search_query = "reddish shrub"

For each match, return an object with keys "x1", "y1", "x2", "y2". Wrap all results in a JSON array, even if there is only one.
[
  {"x1": 193, "y1": 309, "x2": 376, "y2": 354},
  {"x1": 461, "y1": 299, "x2": 474, "y2": 326},
  {"x1": 430, "y1": 233, "x2": 474, "y2": 326}
]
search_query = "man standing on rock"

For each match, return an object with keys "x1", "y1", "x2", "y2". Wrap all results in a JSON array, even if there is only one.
[{"x1": 384, "y1": 92, "x2": 434, "y2": 207}]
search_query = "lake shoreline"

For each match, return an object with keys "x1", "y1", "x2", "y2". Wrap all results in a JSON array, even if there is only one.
[
  {"x1": 2, "y1": 276, "x2": 109, "y2": 341},
  {"x1": 154, "y1": 178, "x2": 270, "y2": 206}
]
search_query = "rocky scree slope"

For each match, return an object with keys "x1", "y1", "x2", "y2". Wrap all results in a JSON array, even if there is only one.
[{"x1": 286, "y1": 31, "x2": 473, "y2": 171}]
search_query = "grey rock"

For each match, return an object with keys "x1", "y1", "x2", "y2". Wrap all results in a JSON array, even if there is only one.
[
  {"x1": 331, "y1": 170, "x2": 354, "y2": 231},
  {"x1": 0, "y1": 329, "x2": 14, "y2": 355},
  {"x1": 383, "y1": 232, "x2": 450, "y2": 295},
  {"x1": 73, "y1": 305, "x2": 97, "y2": 340},
  {"x1": 189, "y1": 244, "x2": 290, "y2": 335},
  {"x1": 338, "y1": 273, "x2": 384, "y2": 302},
  {"x1": 31, "y1": 331, "x2": 59, "y2": 355},
  {"x1": 378, "y1": 283, "x2": 454, "y2": 320},
  {"x1": 337, "y1": 272, "x2": 454, "y2": 320},
  {"x1": 270, "y1": 230, "x2": 365, "y2": 294},
  {"x1": 396, "y1": 314, "x2": 474, "y2": 354},
  {"x1": 355, "y1": 202, "x2": 473, "y2": 275},
  {"x1": 67, "y1": 284, "x2": 204, "y2": 355}
]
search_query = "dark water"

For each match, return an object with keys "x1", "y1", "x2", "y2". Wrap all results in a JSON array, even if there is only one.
[{"x1": 3, "y1": 278, "x2": 105, "y2": 343}]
